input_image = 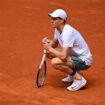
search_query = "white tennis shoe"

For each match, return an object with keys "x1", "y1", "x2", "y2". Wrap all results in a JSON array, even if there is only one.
[
  {"x1": 62, "y1": 71, "x2": 82, "y2": 83},
  {"x1": 62, "y1": 75, "x2": 74, "y2": 83},
  {"x1": 67, "y1": 77, "x2": 87, "y2": 91}
]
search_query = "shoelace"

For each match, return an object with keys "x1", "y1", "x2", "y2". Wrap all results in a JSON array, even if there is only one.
[{"x1": 71, "y1": 79, "x2": 82, "y2": 87}]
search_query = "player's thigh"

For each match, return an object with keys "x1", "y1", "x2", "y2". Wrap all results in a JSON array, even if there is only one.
[{"x1": 51, "y1": 57, "x2": 74, "y2": 68}]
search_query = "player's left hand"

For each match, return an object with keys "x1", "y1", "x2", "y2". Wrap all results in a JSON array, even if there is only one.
[{"x1": 43, "y1": 42, "x2": 51, "y2": 51}]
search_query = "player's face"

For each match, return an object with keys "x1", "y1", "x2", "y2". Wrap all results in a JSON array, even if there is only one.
[{"x1": 50, "y1": 17, "x2": 64, "y2": 28}]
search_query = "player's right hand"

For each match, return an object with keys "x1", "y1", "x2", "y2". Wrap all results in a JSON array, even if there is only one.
[{"x1": 42, "y1": 37, "x2": 50, "y2": 44}]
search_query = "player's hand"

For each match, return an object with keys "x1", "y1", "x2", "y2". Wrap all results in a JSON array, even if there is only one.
[
  {"x1": 42, "y1": 37, "x2": 49, "y2": 44},
  {"x1": 43, "y1": 42, "x2": 51, "y2": 51},
  {"x1": 42, "y1": 37, "x2": 52, "y2": 45}
]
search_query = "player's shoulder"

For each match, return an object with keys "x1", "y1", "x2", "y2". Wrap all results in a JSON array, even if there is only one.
[{"x1": 63, "y1": 24, "x2": 73, "y2": 35}]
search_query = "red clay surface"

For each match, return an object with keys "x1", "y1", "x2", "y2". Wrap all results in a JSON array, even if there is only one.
[{"x1": 0, "y1": 0, "x2": 105, "y2": 105}]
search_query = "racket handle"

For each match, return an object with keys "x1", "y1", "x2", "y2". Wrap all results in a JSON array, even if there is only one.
[{"x1": 44, "y1": 49, "x2": 46, "y2": 54}]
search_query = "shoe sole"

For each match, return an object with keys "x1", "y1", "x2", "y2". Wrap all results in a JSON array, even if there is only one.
[
  {"x1": 62, "y1": 80, "x2": 74, "y2": 83},
  {"x1": 67, "y1": 80, "x2": 87, "y2": 91}
]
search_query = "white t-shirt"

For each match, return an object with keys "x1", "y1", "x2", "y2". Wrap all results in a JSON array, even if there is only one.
[{"x1": 54, "y1": 24, "x2": 93, "y2": 66}]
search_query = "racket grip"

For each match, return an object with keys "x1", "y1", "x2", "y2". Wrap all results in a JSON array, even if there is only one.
[{"x1": 44, "y1": 49, "x2": 46, "y2": 54}]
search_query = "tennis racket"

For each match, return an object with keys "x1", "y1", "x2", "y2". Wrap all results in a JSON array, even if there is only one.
[{"x1": 36, "y1": 49, "x2": 47, "y2": 88}]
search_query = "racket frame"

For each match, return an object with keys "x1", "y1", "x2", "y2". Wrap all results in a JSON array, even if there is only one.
[{"x1": 36, "y1": 49, "x2": 47, "y2": 88}]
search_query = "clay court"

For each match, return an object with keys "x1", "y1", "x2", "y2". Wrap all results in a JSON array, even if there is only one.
[{"x1": 0, "y1": 0, "x2": 105, "y2": 105}]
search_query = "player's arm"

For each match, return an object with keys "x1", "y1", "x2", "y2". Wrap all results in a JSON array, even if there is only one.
[
  {"x1": 42, "y1": 37, "x2": 59, "y2": 59},
  {"x1": 44, "y1": 42, "x2": 70, "y2": 61},
  {"x1": 42, "y1": 37, "x2": 58, "y2": 48},
  {"x1": 49, "y1": 46, "x2": 70, "y2": 61},
  {"x1": 50, "y1": 38, "x2": 58, "y2": 48}
]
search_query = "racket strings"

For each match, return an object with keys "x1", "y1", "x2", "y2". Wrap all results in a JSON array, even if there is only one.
[{"x1": 38, "y1": 62, "x2": 46, "y2": 86}]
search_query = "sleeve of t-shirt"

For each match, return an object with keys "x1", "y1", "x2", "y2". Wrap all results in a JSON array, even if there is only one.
[
  {"x1": 62, "y1": 31, "x2": 74, "y2": 47},
  {"x1": 54, "y1": 34, "x2": 57, "y2": 40}
]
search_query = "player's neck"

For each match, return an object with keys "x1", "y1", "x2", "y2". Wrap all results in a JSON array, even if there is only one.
[{"x1": 57, "y1": 24, "x2": 65, "y2": 34}]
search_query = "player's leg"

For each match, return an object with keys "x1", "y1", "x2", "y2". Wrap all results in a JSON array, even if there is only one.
[
  {"x1": 51, "y1": 57, "x2": 75, "y2": 83},
  {"x1": 51, "y1": 57, "x2": 82, "y2": 79},
  {"x1": 66, "y1": 56, "x2": 90, "y2": 91},
  {"x1": 51, "y1": 56, "x2": 82, "y2": 82},
  {"x1": 51, "y1": 57, "x2": 88, "y2": 91},
  {"x1": 51, "y1": 57, "x2": 74, "y2": 74}
]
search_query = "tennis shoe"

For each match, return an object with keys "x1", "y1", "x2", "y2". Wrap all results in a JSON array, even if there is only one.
[
  {"x1": 67, "y1": 77, "x2": 87, "y2": 91},
  {"x1": 62, "y1": 75, "x2": 74, "y2": 83},
  {"x1": 62, "y1": 71, "x2": 82, "y2": 83}
]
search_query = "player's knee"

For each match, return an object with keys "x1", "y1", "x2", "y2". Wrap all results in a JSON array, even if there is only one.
[
  {"x1": 51, "y1": 58, "x2": 58, "y2": 66},
  {"x1": 51, "y1": 58, "x2": 61, "y2": 68}
]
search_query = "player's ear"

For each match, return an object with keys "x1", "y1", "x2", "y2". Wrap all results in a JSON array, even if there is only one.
[{"x1": 61, "y1": 19, "x2": 65, "y2": 24}]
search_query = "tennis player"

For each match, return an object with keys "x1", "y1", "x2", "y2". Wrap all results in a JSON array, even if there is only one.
[{"x1": 42, "y1": 9, "x2": 93, "y2": 91}]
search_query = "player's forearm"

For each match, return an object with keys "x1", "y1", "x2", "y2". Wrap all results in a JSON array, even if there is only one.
[
  {"x1": 49, "y1": 47, "x2": 67, "y2": 61},
  {"x1": 50, "y1": 41, "x2": 58, "y2": 48}
]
